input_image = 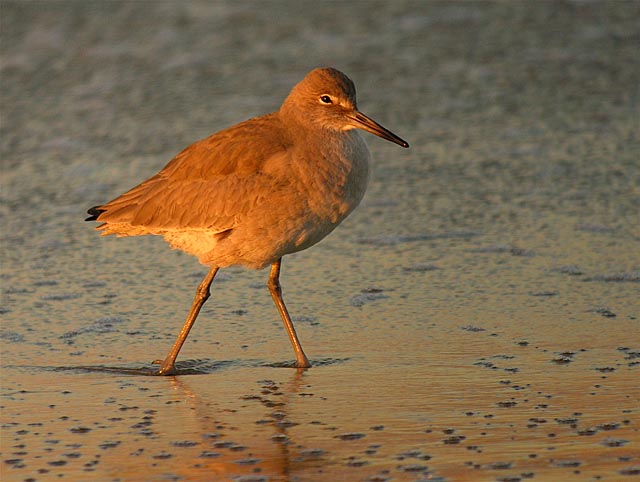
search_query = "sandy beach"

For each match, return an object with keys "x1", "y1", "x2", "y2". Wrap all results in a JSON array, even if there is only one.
[{"x1": 1, "y1": 1, "x2": 638, "y2": 481}]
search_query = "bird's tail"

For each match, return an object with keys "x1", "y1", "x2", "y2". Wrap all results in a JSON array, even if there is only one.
[{"x1": 85, "y1": 206, "x2": 105, "y2": 222}]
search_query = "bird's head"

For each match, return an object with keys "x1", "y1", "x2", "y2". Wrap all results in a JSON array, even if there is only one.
[{"x1": 281, "y1": 67, "x2": 409, "y2": 148}]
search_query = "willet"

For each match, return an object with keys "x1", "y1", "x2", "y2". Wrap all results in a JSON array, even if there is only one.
[{"x1": 86, "y1": 67, "x2": 409, "y2": 375}]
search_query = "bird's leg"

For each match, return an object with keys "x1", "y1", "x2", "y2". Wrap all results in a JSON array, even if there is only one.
[
  {"x1": 154, "y1": 267, "x2": 219, "y2": 375},
  {"x1": 268, "y1": 258, "x2": 311, "y2": 368}
]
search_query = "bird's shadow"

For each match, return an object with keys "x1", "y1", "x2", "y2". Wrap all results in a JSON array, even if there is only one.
[{"x1": 50, "y1": 357, "x2": 349, "y2": 376}]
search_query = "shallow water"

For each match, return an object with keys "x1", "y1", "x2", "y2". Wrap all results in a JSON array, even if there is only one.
[{"x1": 1, "y1": 2, "x2": 639, "y2": 481}]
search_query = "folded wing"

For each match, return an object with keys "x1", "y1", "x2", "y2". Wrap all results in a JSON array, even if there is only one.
[{"x1": 90, "y1": 113, "x2": 292, "y2": 235}]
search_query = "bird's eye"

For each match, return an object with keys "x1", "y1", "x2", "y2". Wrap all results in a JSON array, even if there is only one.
[{"x1": 320, "y1": 95, "x2": 333, "y2": 104}]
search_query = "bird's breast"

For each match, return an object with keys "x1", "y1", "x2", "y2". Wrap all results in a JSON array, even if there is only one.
[{"x1": 293, "y1": 130, "x2": 370, "y2": 224}]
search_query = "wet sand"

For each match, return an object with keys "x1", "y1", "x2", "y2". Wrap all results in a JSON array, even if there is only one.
[{"x1": 1, "y1": 1, "x2": 639, "y2": 481}]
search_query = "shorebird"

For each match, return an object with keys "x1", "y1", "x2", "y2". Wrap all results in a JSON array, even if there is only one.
[{"x1": 86, "y1": 67, "x2": 409, "y2": 375}]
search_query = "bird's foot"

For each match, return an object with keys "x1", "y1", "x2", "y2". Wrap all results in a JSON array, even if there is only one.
[
  {"x1": 152, "y1": 359, "x2": 177, "y2": 376},
  {"x1": 295, "y1": 357, "x2": 312, "y2": 369}
]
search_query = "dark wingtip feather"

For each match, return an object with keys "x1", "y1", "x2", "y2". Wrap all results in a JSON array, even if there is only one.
[{"x1": 85, "y1": 206, "x2": 105, "y2": 222}]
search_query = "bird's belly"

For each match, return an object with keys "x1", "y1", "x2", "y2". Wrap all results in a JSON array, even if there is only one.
[
  {"x1": 170, "y1": 218, "x2": 319, "y2": 271},
  {"x1": 240, "y1": 185, "x2": 361, "y2": 266}
]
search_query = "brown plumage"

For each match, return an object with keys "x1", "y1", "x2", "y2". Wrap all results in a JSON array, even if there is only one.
[{"x1": 87, "y1": 67, "x2": 408, "y2": 375}]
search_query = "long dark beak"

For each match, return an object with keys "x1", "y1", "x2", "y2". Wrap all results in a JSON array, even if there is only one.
[{"x1": 349, "y1": 111, "x2": 409, "y2": 148}]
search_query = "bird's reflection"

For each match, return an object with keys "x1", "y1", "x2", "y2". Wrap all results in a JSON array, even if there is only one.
[{"x1": 162, "y1": 367, "x2": 321, "y2": 480}]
